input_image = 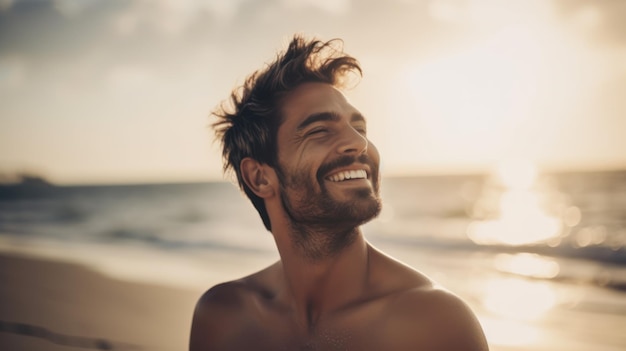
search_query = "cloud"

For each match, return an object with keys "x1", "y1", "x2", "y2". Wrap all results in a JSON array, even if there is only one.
[
  {"x1": 554, "y1": 0, "x2": 626, "y2": 46},
  {"x1": 53, "y1": 0, "x2": 99, "y2": 17},
  {"x1": 428, "y1": 0, "x2": 464, "y2": 23},
  {"x1": 280, "y1": 0, "x2": 351, "y2": 15},
  {"x1": 111, "y1": 0, "x2": 246, "y2": 37},
  {"x1": 0, "y1": 0, "x2": 13, "y2": 12},
  {"x1": 426, "y1": 0, "x2": 555, "y2": 27}
]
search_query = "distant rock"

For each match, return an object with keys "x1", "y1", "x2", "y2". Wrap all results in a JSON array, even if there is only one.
[{"x1": 0, "y1": 173, "x2": 55, "y2": 199}]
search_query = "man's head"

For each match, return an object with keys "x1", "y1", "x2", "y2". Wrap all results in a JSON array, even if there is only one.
[{"x1": 213, "y1": 35, "x2": 379, "y2": 232}]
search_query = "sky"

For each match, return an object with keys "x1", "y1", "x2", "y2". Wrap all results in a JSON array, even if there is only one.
[{"x1": 1, "y1": 0, "x2": 625, "y2": 185}]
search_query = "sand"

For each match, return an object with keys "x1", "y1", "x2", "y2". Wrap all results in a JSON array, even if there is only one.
[
  {"x1": 2, "y1": 249, "x2": 625, "y2": 351},
  {"x1": 0, "y1": 253, "x2": 203, "y2": 351}
]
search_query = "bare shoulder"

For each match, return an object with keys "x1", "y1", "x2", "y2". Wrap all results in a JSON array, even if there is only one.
[
  {"x1": 192, "y1": 279, "x2": 254, "y2": 319},
  {"x1": 189, "y1": 264, "x2": 278, "y2": 351},
  {"x1": 369, "y1": 247, "x2": 488, "y2": 350},
  {"x1": 388, "y1": 286, "x2": 489, "y2": 350},
  {"x1": 189, "y1": 280, "x2": 248, "y2": 351}
]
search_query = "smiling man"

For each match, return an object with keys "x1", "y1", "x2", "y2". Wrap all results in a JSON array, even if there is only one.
[{"x1": 190, "y1": 35, "x2": 489, "y2": 351}]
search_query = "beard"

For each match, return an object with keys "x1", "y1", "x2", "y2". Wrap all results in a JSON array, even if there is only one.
[{"x1": 276, "y1": 154, "x2": 382, "y2": 260}]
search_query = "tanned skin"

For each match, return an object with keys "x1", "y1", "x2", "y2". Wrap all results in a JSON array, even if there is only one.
[{"x1": 190, "y1": 83, "x2": 489, "y2": 351}]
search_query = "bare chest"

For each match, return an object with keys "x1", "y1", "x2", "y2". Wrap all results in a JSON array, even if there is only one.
[
  {"x1": 224, "y1": 306, "x2": 393, "y2": 351},
  {"x1": 232, "y1": 322, "x2": 382, "y2": 351}
]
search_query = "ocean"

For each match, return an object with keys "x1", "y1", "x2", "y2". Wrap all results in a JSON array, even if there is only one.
[{"x1": 1, "y1": 169, "x2": 625, "y2": 350}]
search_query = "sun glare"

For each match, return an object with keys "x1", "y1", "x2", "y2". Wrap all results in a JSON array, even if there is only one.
[
  {"x1": 383, "y1": 0, "x2": 605, "y2": 173},
  {"x1": 496, "y1": 159, "x2": 537, "y2": 189},
  {"x1": 467, "y1": 160, "x2": 563, "y2": 246},
  {"x1": 402, "y1": 26, "x2": 545, "y2": 158}
]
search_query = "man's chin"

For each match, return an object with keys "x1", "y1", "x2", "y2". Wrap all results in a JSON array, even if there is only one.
[{"x1": 334, "y1": 196, "x2": 382, "y2": 226}]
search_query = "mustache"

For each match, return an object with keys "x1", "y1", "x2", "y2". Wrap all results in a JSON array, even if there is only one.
[{"x1": 317, "y1": 154, "x2": 374, "y2": 181}]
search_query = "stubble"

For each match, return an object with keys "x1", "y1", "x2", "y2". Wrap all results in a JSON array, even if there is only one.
[{"x1": 276, "y1": 154, "x2": 382, "y2": 260}]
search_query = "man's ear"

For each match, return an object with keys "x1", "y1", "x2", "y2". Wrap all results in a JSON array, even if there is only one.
[{"x1": 240, "y1": 157, "x2": 277, "y2": 198}]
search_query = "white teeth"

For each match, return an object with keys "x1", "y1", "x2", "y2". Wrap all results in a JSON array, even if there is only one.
[{"x1": 328, "y1": 169, "x2": 367, "y2": 182}]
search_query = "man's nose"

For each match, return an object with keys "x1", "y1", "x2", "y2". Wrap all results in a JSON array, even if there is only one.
[{"x1": 336, "y1": 125, "x2": 368, "y2": 155}]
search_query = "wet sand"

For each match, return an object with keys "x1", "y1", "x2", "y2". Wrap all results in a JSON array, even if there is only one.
[{"x1": 0, "y1": 253, "x2": 202, "y2": 351}]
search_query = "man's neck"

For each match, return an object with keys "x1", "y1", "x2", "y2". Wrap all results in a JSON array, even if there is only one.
[{"x1": 273, "y1": 227, "x2": 371, "y2": 331}]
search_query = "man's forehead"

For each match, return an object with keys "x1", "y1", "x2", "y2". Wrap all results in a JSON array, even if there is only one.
[{"x1": 279, "y1": 82, "x2": 357, "y2": 126}]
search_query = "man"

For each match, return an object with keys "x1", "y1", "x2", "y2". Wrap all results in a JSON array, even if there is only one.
[{"x1": 190, "y1": 35, "x2": 489, "y2": 351}]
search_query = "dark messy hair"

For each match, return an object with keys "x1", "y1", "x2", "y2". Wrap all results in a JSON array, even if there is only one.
[{"x1": 212, "y1": 34, "x2": 362, "y2": 231}]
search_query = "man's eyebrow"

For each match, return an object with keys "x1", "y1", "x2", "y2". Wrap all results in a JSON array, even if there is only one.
[
  {"x1": 296, "y1": 112, "x2": 340, "y2": 131},
  {"x1": 296, "y1": 112, "x2": 367, "y2": 132}
]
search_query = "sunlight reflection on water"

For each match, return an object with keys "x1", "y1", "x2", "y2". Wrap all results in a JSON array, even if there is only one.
[
  {"x1": 479, "y1": 276, "x2": 558, "y2": 349},
  {"x1": 494, "y1": 253, "x2": 560, "y2": 279},
  {"x1": 467, "y1": 160, "x2": 565, "y2": 246},
  {"x1": 483, "y1": 277, "x2": 557, "y2": 320},
  {"x1": 480, "y1": 317, "x2": 541, "y2": 347}
]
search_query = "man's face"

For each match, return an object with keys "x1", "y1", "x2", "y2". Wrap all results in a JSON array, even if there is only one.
[{"x1": 275, "y1": 82, "x2": 381, "y2": 230}]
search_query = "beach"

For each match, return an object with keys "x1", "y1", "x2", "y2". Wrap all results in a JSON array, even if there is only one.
[
  {"x1": 0, "y1": 252, "x2": 201, "y2": 351},
  {"x1": 1, "y1": 245, "x2": 626, "y2": 351}
]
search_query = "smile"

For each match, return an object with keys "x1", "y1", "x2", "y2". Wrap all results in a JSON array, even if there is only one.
[{"x1": 326, "y1": 169, "x2": 368, "y2": 182}]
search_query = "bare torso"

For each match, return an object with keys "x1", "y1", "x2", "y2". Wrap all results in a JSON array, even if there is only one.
[{"x1": 190, "y1": 246, "x2": 488, "y2": 351}]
